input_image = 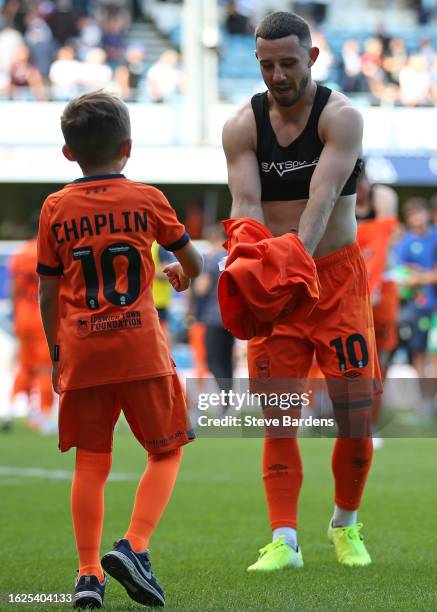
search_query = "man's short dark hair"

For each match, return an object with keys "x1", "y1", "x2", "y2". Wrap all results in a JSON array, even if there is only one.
[
  {"x1": 61, "y1": 91, "x2": 131, "y2": 168},
  {"x1": 255, "y1": 12, "x2": 312, "y2": 47}
]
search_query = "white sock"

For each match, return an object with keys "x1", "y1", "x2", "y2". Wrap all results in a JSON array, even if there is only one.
[
  {"x1": 272, "y1": 527, "x2": 297, "y2": 551},
  {"x1": 332, "y1": 505, "x2": 358, "y2": 528}
]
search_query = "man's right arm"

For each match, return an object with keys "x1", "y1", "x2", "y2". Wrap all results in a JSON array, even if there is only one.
[{"x1": 222, "y1": 106, "x2": 264, "y2": 223}]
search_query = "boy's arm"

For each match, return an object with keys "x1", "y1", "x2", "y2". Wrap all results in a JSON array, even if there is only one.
[
  {"x1": 163, "y1": 241, "x2": 203, "y2": 292},
  {"x1": 173, "y1": 241, "x2": 203, "y2": 278},
  {"x1": 39, "y1": 277, "x2": 60, "y2": 361},
  {"x1": 153, "y1": 188, "x2": 203, "y2": 289}
]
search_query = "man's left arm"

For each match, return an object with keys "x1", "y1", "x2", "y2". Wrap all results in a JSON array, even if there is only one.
[{"x1": 298, "y1": 106, "x2": 363, "y2": 256}]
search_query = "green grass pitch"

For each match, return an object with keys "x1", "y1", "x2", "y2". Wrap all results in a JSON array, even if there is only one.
[{"x1": 1, "y1": 422, "x2": 437, "y2": 611}]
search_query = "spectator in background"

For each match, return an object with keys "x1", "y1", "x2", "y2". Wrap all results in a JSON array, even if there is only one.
[
  {"x1": 0, "y1": 22, "x2": 23, "y2": 94},
  {"x1": 360, "y1": 36, "x2": 386, "y2": 100},
  {"x1": 101, "y1": 9, "x2": 128, "y2": 69},
  {"x1": 49, "y1": 45, "x2": 82, "y2": 99},
  {"x1": 76, "y1": 15, "x2": 102, "y2": 60},
  {"x1": 396, "y1": 199, "x2": 437, "y2": 395},
  {"x1": 225, "y1": 0, "x2": 256, "y2": 35},
  {"x1": 339, "y1": 39, "x2": 368, "y2": 93},
  {"x1": 415, "y1": 0, "x2": 437, "y2": 25},
  {"x1": 2, "y1": 0, "x2": 27, "y2": 34},
  {"x1": 24, "y1": 11, "x2": 55, "y2": 79},
  {"x1": 374, "y1": 22, "x2": 392, "y2": 55},
  {"x1": 293, "y1": 1, "x2": 330, "y2": 25},
  {"x1": 46, "y1": 0, "x2": 78, "y2": 46},
  {"x1": 9, "y1": 44, "x2": 46, "y2": 99},
  {"x1": 418, "y1": 36, "x2": 434, "y2": 67},
  {"x1": 399, "y1": 54, "x2": 432, "y2": 107},
  {"x1": 146, "y1": 49, "x2": 184, "y2": 103},
  {"x1": 382, "y1": 37, "x2": 407, "y2": 87},
  {"x1": 80, "y1": 46, "x2": 112, "y2": 90},
  {"x1": 310, "y1": 31, "x2": 333, "y2": 83},
  {"x1": 115, "y1": 43, "x2": 147, "y2": 101},
  {"x1": 193, "y1": 224, "x2": 234, "y2": 413}
]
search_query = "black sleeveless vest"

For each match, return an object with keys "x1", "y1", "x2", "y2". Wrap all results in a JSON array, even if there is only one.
[{"x1": 251, "y1": 84, "x2": 362, "y2": 201}]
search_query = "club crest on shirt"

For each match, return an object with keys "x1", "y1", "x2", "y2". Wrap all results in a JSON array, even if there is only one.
[{"x1": 77, "y1": 318, "x2": 90, "y2": 337}]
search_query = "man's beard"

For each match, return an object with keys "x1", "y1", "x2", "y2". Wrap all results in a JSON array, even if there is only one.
[{"x1": 272, "y1": 73, "x2": 310, "y2": 107}]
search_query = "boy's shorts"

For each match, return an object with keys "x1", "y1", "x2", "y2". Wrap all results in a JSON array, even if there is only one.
[
  {"x1": 59, "y1": 374, "x2": 195, "y2": 455},
  {"x1": 372, "y1": 280, "x2": 399, "y2": 353},
  {"x1": 399, "y1": 302, "x2": 433, "y2": 354},
  {"x1": 248, "y1": 243, "x2": 381, "y2": 410}
]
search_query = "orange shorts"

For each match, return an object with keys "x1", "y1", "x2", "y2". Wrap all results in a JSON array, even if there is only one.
[
  {"x1": 248, "y1": 243, "x2": 381, "y2": 409},
  {"x1": 372, "y1": 280, "x2": 399, "y2": 352},
  {"x1": 59, "y1": 374, "x2": 195, "y2": 454}
]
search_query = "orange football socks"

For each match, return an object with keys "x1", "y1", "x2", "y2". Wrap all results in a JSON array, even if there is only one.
[
  {"x1": 262, "y1": 437, "x2": 303, "y2": 530},
  {"x1": 332, "y1": 437, "x2": 373, "y2": 511},
  {"x1": 71, "y1": 449, "x2": 112, "y2": 582},
  {"x1": 125, "y1": 447, "x2": 183, "y2": 552}
]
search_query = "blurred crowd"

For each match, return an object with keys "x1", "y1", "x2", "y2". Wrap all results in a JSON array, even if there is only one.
[
  {"x1": 225, "y1": 3, "x2": 436, "y2": 106},
  {"x1": 1, "y1": 0, "x2": 435, "y2": 105},
  {"x1": 335, "y1": 30, "x2": 436, "y2": 106},
  {"x1": 0, "y1": 0, "x2": 185, "y2": 102}
]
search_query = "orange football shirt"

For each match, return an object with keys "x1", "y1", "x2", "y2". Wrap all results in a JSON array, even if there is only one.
[
  {"x1": 10, "y1": 239, "x2": 45, "y2": 336},
  {"x1": 37, "y1": 174, "x2": 189, "y2": 391},
  {"x1": 357, "y1": 217, "x2": 398, "y2": 296}
]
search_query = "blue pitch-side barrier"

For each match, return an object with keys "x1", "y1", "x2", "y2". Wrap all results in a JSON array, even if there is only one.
[
  {"x1": 0, "y1": 243, "x2": 22, "y2": 300},
  {"x1": 0, "y1": 255, "x2": 11, "y2": 300},
  {"x1": 366, "y1": 154, "x2": 437, "y2": 186}
]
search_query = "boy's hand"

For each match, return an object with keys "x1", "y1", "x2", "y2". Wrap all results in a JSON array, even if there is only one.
[{"x1": 163, "y1": 262, "x2": 190, "y2": 292}]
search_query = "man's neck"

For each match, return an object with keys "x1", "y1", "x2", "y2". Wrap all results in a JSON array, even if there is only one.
[{"x1": 269, "y1": 81, "x2": 317, "y2": 121}]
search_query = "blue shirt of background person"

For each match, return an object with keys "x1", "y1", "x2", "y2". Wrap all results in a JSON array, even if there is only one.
[{"x1": 396, "y1": 199, "x2": 437, "y2": 310}]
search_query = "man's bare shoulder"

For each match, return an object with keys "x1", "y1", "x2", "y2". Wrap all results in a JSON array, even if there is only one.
[
  {"x1": 222, "y1": 101, "x2": 257, "y2": 154},
  {"x1": 319, "y1": 89, "x2": 363, "y2": 142}
]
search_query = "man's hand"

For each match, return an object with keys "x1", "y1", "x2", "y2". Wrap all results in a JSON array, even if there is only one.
[{"x1": 163, "y1": 262, "x2": 190, "y2": 292}]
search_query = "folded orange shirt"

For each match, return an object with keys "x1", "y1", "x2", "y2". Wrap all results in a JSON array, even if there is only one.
[{"x1": 218, "y1": 218, "x2": 320, "y2": 340}]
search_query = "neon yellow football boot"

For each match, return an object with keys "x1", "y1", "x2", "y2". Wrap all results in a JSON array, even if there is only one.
[
  {"x1": 247, "y1": 536, "x2": 304, "y2": 572},
  {"x1": 328, "y1": 522, "x2": 372, "y2": 567}
]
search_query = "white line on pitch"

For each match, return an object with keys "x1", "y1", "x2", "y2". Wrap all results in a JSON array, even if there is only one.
[{"x1": 0, "y1": 466, "x2": 139, "y2": 481}]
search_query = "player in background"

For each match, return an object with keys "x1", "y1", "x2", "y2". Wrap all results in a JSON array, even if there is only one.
[
  {"x1": 356, "y1": 167, "x2": 400, "y2": 446},
  {"x1": 37, "y1": 91, "x2": 202, "y2": 609},
  {"x1": 192, "y1": 224, "x2": 235, "y2": 412},
  {"x1": 222, "y1": 12, "x2": 380, "y2": 571},
  {"x1": 151, "y1": 241, "x2": 175, "y2": 348},
  {"x1": 6, "y1": 213, "x2": 54, "y2": 433},
  {"x1": 396, "y1": 198, "x2": 437, "y2": 415}
]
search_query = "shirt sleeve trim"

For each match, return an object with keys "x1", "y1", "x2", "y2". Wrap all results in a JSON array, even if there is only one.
[
  {"x1": 162, "y1": 231, "x2": 190, "y2": 252},
  {"x1": 37, "y1": 262, "x2": 63, "y2": 276}
]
